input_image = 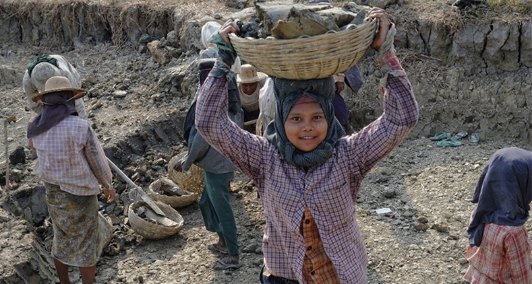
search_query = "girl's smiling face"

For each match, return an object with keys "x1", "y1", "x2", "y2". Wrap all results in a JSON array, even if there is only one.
[{"x1": 284, "y1": 100, "x2": 328, "y2": 152}]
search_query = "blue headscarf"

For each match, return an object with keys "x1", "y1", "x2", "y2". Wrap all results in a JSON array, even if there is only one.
[
  {"x1": 264, "y1": 77, "x2": 345, "y2": 168},
  {"x1": 467, "y1": 147, "x2": 532, "y2": 246}
]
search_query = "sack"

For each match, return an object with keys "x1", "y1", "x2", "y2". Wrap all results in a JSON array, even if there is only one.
[
  {"x1": 182, "y1": 100, "x2": 196, "y2": 147},
  {"x1": 182, "y1": 59, "x2": 216, "y2": 146}
]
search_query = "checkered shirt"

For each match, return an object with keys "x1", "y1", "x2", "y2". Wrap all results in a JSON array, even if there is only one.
[
  {"x1": 464, "y1": 223, "x2": 532, "y2": 284},
  {"x1": 27, "y1": 116, "x2": 113, "y2": 195},
  {"x1": 195, "y1": 52, "x2": 418, "y2": 283}
]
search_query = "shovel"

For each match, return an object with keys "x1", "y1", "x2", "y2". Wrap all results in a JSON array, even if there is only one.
[
  {"x1": 3, "y1": 115, "x2": 16, "y2": 190},
  {"x1": 106, "y1": 157, "x2": 166, "y2": 216}
]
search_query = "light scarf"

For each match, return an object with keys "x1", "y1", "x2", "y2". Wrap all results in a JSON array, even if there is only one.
[{"x1": 238, "y1": 80, "x2": 264, "y2": 112}]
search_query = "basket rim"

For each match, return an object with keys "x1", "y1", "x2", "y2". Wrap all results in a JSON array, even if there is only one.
[
  {"x1": 228, "y1": 18, "x2": 378, "y2": 80},
  {"x1": 147, "y1": 179, "x2": 199, "y2": 208},
  {"x1": 229, "y1": 18, "x2": 377, "y2": 45}
]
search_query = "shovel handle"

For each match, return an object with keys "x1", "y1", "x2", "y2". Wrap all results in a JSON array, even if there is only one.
[
  {"x1": 106, "y1": 157, "x2": 166, "y2": 216},
  {"x1": 106, "y1": 158, "x2": 145, "y2": 195}
]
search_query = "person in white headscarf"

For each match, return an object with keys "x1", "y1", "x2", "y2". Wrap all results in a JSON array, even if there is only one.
[
  {"x1": 200, "y1": 21, "x2": 241, "y2": 74},
  {"x1": 22, "y1": 54, "x2": 87, "y2": 119}
]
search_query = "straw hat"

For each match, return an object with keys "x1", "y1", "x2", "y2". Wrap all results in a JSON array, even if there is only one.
[
  {"x1": 237, "y1": 64, "x2": 267, "y2": 84},
  {"x1": 32, "y1": 76, "x2": 87, "y2": 102}
]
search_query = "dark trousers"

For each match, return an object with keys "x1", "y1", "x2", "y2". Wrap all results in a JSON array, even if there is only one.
[
  {"x1": 259, "y1": 265, "x2": 299, "y2": 284},
  {"x1": 199, "y1": 171, "x2": 239, "y2": 254}
]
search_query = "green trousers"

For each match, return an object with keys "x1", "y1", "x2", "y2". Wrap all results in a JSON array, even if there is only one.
[{"x1": 199, "y1": 171, "x2": 239, "y2": 255}]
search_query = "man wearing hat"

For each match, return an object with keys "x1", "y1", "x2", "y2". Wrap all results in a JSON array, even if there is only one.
[
  {"x1": 26, "y1": 76, "x2": 115, "y2": 284},
  {"x1": 22, "y1": 54, "x2": 87, "y2": 119},
  {"x1": 236, "y1": 64, "x2": 271, "y2": 125}
]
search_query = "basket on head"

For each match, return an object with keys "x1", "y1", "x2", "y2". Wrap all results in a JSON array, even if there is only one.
[
  {"x1": 167, "y1": 155, "x2": 205, "y2": 194},
  {"x1": 128, "y1": 200, "x2": 184, "y2": 240},
  {"x1": 147, "y1": 178, "x2": 199, "y2": 208},
  {"x1": 229, "y1": 18, "x2": 378, "y2": 80}
]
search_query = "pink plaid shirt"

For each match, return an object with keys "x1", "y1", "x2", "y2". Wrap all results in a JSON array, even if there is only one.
[
  {"x1": 27, "y1": 116, "x2": 113, "y2": 196},
  {"x1": 195, "y1": 52, "x2": 418, "y2": 283},
  {"x1": 464, "y1": 223, "x2": 532, "y2": 284}
]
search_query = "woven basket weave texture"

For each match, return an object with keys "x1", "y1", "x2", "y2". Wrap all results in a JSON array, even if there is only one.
[
  {"x1": 167, "y1": 156, "x2": 205, "y2": 194},
  {"x1": 229, "y1": 19, "x2": 377, "y2": 80},
  {"x1": 147, "y1": 178, "x2": 199, "y2": 208},
  {"x1": 128, "y1": 200, "x2": 184, "y2": 240}
]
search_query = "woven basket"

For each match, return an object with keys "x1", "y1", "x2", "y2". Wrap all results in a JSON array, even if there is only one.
[
  {"x1": 128, "y1": 200, "x2": 184, "y2": 240},
  {"x1": 229, "y1": 19, "x2": 378, "y2": 80},
  {"x1": 147, "y1": 178, "x2": 199, "y2": 208},
  {"x1": 167, "y1": 155, "x2": 205, "y2": 194}
]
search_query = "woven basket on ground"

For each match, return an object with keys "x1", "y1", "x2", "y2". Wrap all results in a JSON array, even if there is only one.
[
  {"x1": 147, "y1": 178, "x2": 199, "y2": 208},
  {"x1": 229, "y1": 19, "x2": 378, "y2": 80},
  {"x1": 167, "y1": 155, "x2": 205, "y2": 194},
  {"x1": 128, "y1": 200, "x2": 184, "y2": 240}
]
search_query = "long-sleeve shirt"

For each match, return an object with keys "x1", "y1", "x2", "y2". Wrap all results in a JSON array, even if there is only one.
[
  {"x1": 22, "y1": 54, "x2": 87, "y2": 119},
  {"x1": 195, "y1": 52, "x2": 418, "y2": 283},
  {"x1": 27, "y1": 116, "x2": 113, "y2": 196},
  {"x1": 464, "y1": 223, "x2": 532, "y2": 284},
  {"x1": 181, "y1": 104, "x2": 242, "y2": 174}
]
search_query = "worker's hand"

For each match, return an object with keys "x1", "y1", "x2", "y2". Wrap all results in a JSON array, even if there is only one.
[
  {"x1": 368, "y1": 7, "x2": 392, "y2": 50},
  {"x1": 209, "y1": 19, "x2": 239, "y2": 78},
  {"x1": 336, "y1": 81, "x2": 345, "y2": 93},
  {"x1": 218, "y1": 19, "x2": 240, "y2": 47},
  {"x1": 173, "y1": 160, "x2": 183, "y2": 172},
  {"x1": 103, "y1": 188, "x2": 116, "y2": 203}
]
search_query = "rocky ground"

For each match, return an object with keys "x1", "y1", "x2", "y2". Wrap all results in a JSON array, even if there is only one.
[{"x1": 2, "y1": 0, "x2": 532, "y2": 283}]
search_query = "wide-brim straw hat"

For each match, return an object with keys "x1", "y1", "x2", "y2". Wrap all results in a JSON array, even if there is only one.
[
  {"x1": 237, "y1": 64, "x2": 267, "y2": 84},
  {"x1": 32, "y1": 75, "x2": 86, "y2": 102}
]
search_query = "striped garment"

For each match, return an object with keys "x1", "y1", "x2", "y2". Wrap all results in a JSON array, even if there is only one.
[
  {"x1": 464, "y1": 223, "x2": 532, "y2": 284},
  {"x1": 195, "y1": 51, "x2": 418, "y2": 283},
  {"x1": 27, "y1": 115, "x2": 113, "y2": 195}
]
